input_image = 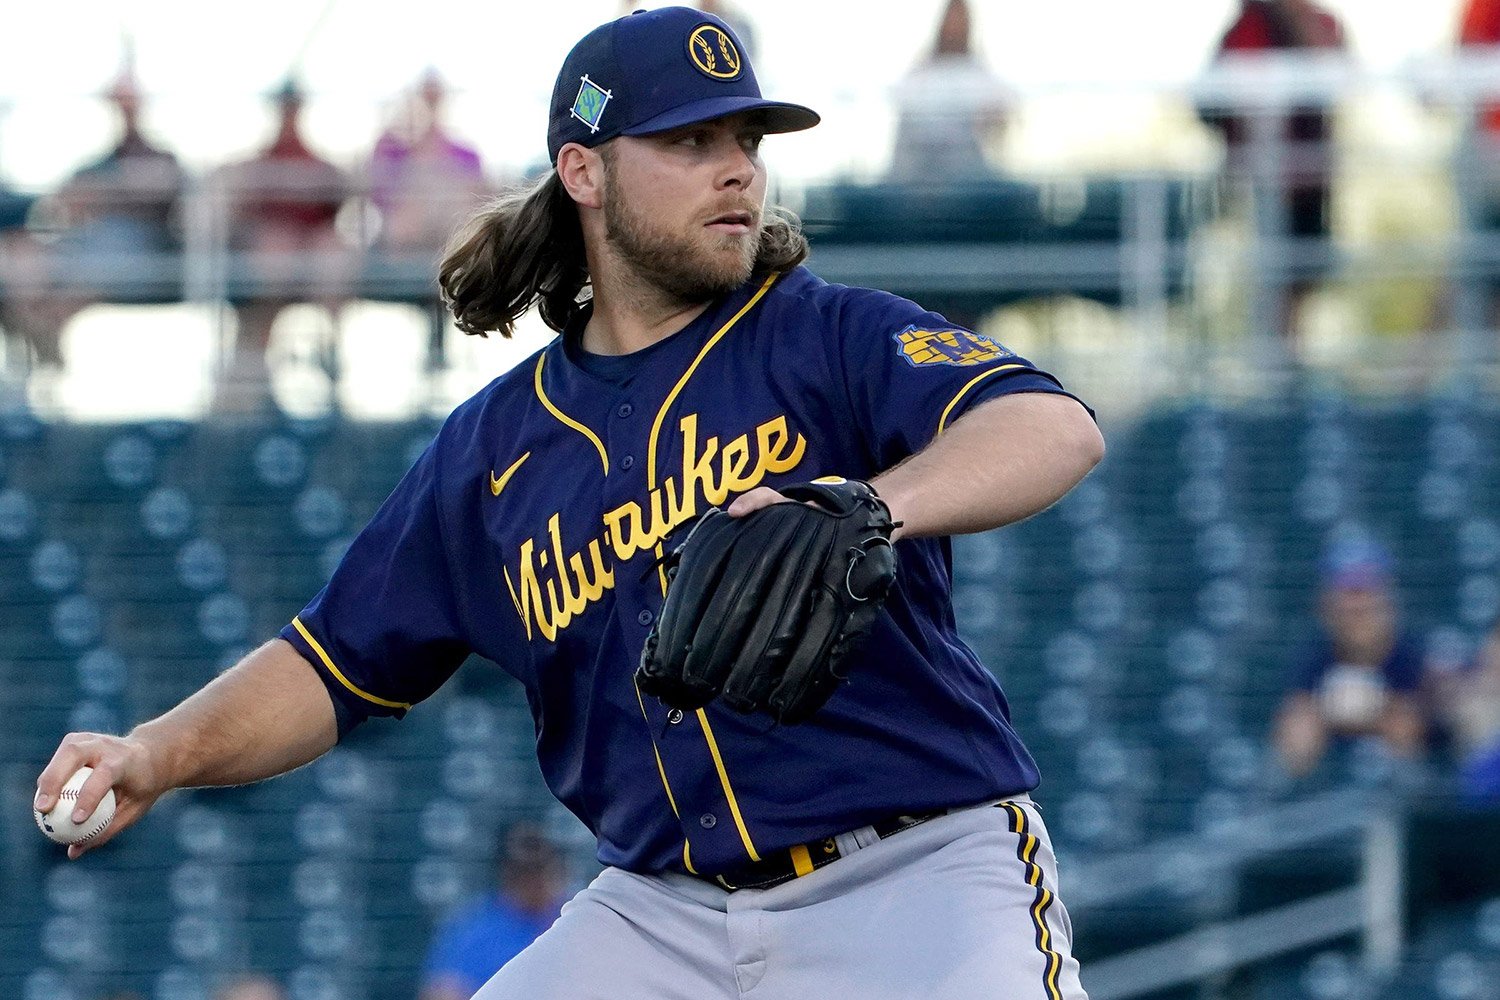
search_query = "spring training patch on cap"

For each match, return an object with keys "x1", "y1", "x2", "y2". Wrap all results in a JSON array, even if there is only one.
[
  {"x1": 571, "y1": 75, "x2": 612, "y2": 133},
  {"x1": 687, "y1": 24, "x2": 742, "y2": 80}
]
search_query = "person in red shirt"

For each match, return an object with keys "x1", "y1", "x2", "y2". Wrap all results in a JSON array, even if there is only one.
[
  {"x1": 1460, "y1": 0, "x2": 1500, "y2": 135},
  {"x1": 1456, "y1": 0, "x2": 1500, "y2": 328},
  {"x1": 1201, "y1": 0, "x2": 1347, "y2": 343},
  {"x1": 216, "y1": 80, "x2": 352, "y2": 413}
]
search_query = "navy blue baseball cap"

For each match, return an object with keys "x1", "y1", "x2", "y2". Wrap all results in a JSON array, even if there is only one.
[{"x1": 547, "y1": 6, "x2": 820, "y2": 164}]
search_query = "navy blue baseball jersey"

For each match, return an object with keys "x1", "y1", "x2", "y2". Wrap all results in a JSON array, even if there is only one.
[{"x1": 280, "y1": 265, "x2": 1088, "y2": 876}]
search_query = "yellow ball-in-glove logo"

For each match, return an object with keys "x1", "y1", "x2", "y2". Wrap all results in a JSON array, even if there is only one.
[{"x1": 895, "y1": 325, "x2": 1014, "y2": 367}]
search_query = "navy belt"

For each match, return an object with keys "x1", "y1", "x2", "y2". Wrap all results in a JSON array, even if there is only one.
[{"x1": 697, "y1": 808, "x2": 951, "y2": 893}]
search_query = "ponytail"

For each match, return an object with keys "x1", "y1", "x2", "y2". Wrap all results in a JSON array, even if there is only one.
[{"x1": 439, "y1": 171, "x2": 587, "y2": 338}]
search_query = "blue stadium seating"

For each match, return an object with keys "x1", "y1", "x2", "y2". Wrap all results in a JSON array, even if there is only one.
[{"x1": 0, "y1": 394, "x2": 1495, "y2": 999}]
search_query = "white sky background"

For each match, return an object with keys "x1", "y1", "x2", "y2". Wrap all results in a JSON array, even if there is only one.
[{"x1": 0, "y1": 0, "x2": 1475, "y2": 189}]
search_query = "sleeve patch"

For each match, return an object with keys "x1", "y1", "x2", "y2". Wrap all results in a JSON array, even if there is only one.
[{"x1": 894, "y1": 325, "x2": 1014, "y2": 367}]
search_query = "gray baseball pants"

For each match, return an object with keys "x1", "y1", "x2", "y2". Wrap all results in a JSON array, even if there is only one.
[{"x1": 474, "y1": 797, "x2": 1089, "y2": 1000}]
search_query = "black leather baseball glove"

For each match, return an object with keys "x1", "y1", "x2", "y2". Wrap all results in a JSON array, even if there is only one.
[{"x1": 636, "y1": 478, "x2": 900, "y2": 724}]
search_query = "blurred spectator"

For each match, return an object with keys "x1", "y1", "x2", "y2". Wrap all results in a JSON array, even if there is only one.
[
  {"x1": 0, "y1": 67, "x2": 183, "y2": 371},
  {"x1": 368, "y1": 70, "x2": 487, "y2": 258},
  {"x1": 0, "y1": 186, "x2": 31, "y2": 232},
  {"x1": 215, "y1": 79, "x2": 352, "y2": 412},
  {"x1": 0, "y1": 185, "x2": 38, "y2": 366},
  {"x1": 419, "y1": 821, "x2": 569, "y2": 1000},
  {"x1": 1442, "y1": 620, "x2": 1500, "y2": 802},
  {"x1": 1272, "y1": 537, "x2": 1429, "y2": 778},
  {"x1": 1200, "y1": 0, "x2": 1347, "y2": 342},
  {"x1": 1455, "y1": 0, "x2": 1500, "y2": 327},
  {"x1": 619, "y1": 2, "x2": 758, "y2": 57},
  {"x1": 212, "y1": 974, "x2": 286, "y2": 1000},
  {"x1": 363, "y1": 69, "x2": 489, "y2": 370},
  {"x1": 886, "y1": 0, "x2": 1011, "y2": 184},
  {"x1": 695, "y1": 1, "x2": 758, "y2": 60}
]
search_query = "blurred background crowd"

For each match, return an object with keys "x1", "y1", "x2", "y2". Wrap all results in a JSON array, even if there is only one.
[{"x1": 6, "y1": 2, "x2": 1500, "y2": 999}]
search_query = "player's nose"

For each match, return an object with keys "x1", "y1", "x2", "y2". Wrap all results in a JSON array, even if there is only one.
[{"x1": 713, "y1": 140, "x2": 757, "y2": 190}]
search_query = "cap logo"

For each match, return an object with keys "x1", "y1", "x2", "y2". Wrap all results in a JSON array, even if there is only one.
[
  {"x1": 687, "y1": 24, "x2": 742, "y2": 81},
  {"x1": 570, "y1": 75, "x2": 612, "y2": 133}
]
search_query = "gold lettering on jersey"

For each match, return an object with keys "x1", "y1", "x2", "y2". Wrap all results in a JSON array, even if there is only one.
[
  {"x1": 504, "y1": 412, "x2": 807, "y2": 641},
  {"x1": 504, "y1": 514, "x2": 616, "y2": 642}
]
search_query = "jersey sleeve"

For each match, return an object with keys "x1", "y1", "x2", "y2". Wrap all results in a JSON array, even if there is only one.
[
  {"x1": 279, "y1": 435, "x2": 471, "y2": 736},
  {"x1": 833, "y1": 290, "x2": 1093, "y2": 470}
]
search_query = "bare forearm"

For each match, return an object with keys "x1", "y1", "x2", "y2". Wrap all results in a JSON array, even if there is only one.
[
  {"x1": 871, "y1": 392, "x2": 1104, "y2": 540},
  {"x1": 133, "y1": 638, "x2": 339, "y2": 790},
  {"x1": 36, "y1": 637, "x2": 340, "y2": 858}
]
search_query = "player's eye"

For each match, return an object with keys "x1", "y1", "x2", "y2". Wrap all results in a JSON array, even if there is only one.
[{"x1": 741, "y1": 133, "x2": 765, "y2": 154}]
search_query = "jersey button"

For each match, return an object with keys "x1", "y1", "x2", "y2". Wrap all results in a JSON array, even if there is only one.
[
  {"x1": 617, "y1": 403, "x2": 634, "y2": 418},
  {"x1": 619, "y1": 455, "x2": 635, "y2": 471},
  {"x1": 667, "y1": 708, "x2": 684, "y2": 725},
  {"x1": 699, "y1": 813, "x2": 717, "y2": 829},
  {"x1": 637, "y1": 610, "x2": 653, "y2": 626}
]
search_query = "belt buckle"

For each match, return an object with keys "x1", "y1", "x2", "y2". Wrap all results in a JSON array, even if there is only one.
[{"x1": 705, "y1": 810, "x2": 939, "y2": 893}]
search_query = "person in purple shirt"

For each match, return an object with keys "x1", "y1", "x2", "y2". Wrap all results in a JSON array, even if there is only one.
[
  {"x1": 420, "y1": 822, "x2": 569, "y2": 1000},
  {"x1": 1273, "y1": 536, "x2": 1429, "y2": 777},
  {"x1": 363, "y1": 69, "x2": 489, "y2": 366},
  {"x1": 368, "y1": 70, "x2": 489, "y2": 256}
]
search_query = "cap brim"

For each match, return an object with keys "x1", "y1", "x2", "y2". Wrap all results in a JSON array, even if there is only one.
[{"x1": 622, "y1": 96, "x2": 820, "y2": 138}]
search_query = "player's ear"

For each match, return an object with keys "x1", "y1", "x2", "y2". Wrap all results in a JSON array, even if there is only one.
[{"x1": 556, "y1": 142, "x2": 606, "y2": 211}]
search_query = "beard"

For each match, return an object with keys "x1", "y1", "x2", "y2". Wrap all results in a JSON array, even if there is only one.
[{"x1": 603, "y1": 174, "x2": 760, "y2": 306}]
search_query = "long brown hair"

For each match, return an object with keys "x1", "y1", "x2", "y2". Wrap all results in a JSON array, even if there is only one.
[{"x1": 438, "y1": 168, "x2": 810, "y2": 339}]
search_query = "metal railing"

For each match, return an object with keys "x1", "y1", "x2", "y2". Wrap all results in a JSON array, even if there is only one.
[
  {"x1": 1072, "y1": 788, "x2": 1410, "y2": 1000},
  {"x1": 5, "y1": 53, "x2": 1500, "y2": 407}
]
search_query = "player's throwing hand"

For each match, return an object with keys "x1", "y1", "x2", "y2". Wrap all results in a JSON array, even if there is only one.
[{"x1": 34, "y1": 731, "x2": 165, "y2": 860}]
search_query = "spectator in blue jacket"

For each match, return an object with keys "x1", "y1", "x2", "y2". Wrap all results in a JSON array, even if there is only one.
[{"x1": 420, "y1": 821, "x2": 570, "y2": 1000}]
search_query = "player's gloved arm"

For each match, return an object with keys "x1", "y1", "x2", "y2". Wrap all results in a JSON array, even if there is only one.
[
  {"x1": 727, "y1": 393, "x2": 1101, "y2": 538},
  {"x1": 33, "y1": 638, "x2": 337, "y2": 859},
  {"x1": 866, "y1": 391, "x2": 1102, "y2": 540}
]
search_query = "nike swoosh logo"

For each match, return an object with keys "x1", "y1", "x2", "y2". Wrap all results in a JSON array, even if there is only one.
[{"x1": 490, "y1": 451, "x2": 531, "y2": 497}]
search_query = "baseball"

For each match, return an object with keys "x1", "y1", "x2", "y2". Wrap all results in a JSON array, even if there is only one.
[{"x1": 34, "y1": 766, "x2": 115, "y2": 846}]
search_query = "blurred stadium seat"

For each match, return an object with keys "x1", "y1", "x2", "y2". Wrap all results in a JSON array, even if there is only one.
[{"x1": 0, "y1": 382, "x2": 1496, "y2": 999}]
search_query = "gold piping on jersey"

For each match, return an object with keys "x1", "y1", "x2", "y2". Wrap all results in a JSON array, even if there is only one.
[
  {"x1": 648, "y1": 271, "x2": 780, "y2": 479},
  {"x1": 1003, "y1": 801, "x2": 1065, "y2": 1000},
  {"x1": 634, "y1": 681, "x2": 683, "y2": 818},
  {"x1": 696, "y1": 708, "x2": 762, "y2": 862},
  {"x1": 641, "y1": 272, "x2": 782, "y2": 866},
  {"x1": 636, "y1": 680, "x2": 699, "y2": 875},
  {"x1": 534, "y1": 353, "x2": 609, "y2": 473},
  {"x1": 647, "y1": 270, "x2": 781, "y2": 590},
  {"x1": 936, "y1": 363, "x2": 1027, "y2": 435},
  {"x1": 290, "y1": 616, "x2": 413, "y2": 710}
]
